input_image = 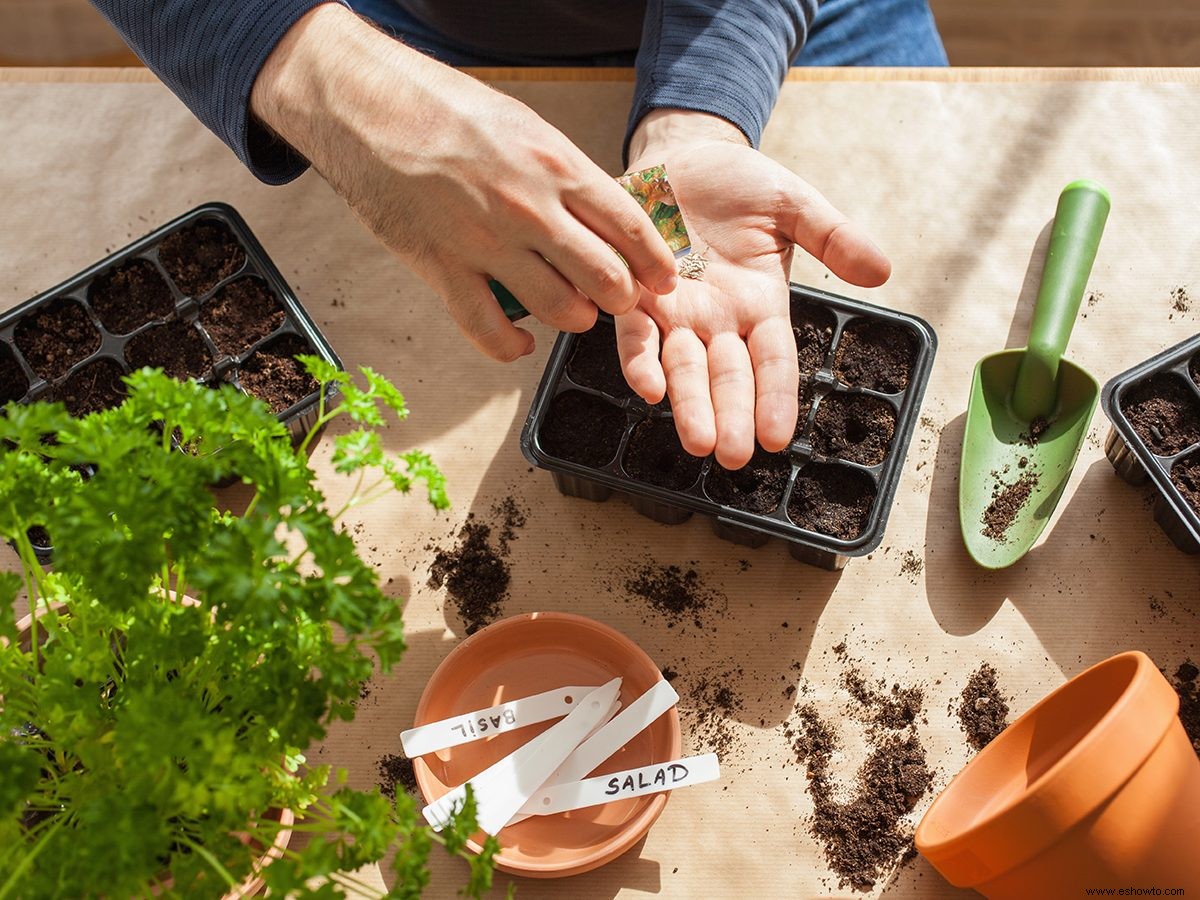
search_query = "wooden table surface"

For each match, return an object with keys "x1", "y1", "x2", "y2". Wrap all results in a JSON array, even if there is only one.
[{"x1": 3, "y1": 66, "x2": 1199, "y2": 899}]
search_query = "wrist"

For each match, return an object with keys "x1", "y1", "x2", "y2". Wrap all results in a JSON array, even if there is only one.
[{"x1": 626, "y1": 109, "x2": 749, "y2": 172}]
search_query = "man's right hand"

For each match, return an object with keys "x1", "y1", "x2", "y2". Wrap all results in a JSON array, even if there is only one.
[{"x1": 250, "y1": 3, "x2": 678, "y2": 361}]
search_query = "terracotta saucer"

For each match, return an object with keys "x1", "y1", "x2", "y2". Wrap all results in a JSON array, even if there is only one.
[{"x1": 412, "y1": 612, "x2": 681, "y2": 878}]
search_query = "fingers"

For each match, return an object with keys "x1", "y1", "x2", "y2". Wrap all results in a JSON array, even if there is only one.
[
  {"x1": 777, "y1": 169, "x2": 892, "y2": 288},
  {"x1": 707, "y1": 333, "x2": 756, "y2": 469},
  {"x1": 568, "y1": 183, "x2": 678, "y2": 297},
  {"x1": 440, "y1": 273, "x2": 536, "y2": 362},
  {"x1": 615, "y1": 309, "x2": 666, "y2": 403},
  {"x1": 661, "y1": 329, "x2": 716, "y2": 458},
  {"x1": 747, "y1": 316, "x2": 799, "y2": 452},
  {"x1": 490, "y1": 252, "x2": 598, "y2": 333},
  {"x1": 541, "y1": 216, "x2": 642, "y2": 316}
]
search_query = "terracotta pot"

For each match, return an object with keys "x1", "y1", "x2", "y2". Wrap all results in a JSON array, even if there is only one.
[
  {"x1": 916, "y1": 651, "x2": 1200, "y2": 896},
  {"x1": 9, "y1": 605, "x2": 294, "y2": 898}
]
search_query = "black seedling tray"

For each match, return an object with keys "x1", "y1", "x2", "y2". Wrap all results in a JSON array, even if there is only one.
[
  {"x1": 1, "y1": 202, "x2": 343, "y2": 563},
  {"x1": 1101, "y1": 333, "x2": 1200, "y2": 554},
  {"x1": 520, "y1": 284, "x2": 937, "y2": 569}
]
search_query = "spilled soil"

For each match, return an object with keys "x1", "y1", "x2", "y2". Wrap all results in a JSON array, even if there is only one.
[
  {"x1": 1172, "y1": 661, "x2": 1199, "y2": 754},
  {"x1": 376, "y1": 753, "x2": 420, "y2": 800},
  {"x1": 622, "y1": 561, "x2": 727, "y2": 629},
  {"x1": 957, "y1": 663, "x2": 1011, "y2": 751}
]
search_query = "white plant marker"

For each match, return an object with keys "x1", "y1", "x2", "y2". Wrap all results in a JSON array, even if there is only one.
[
  {"x1": 423, "y1": 678, "x2": 622, "y2": 835},
  {"x1": 523, "y1": 753, "x2": 720, "y2": 816},
  {"x1": 400, "y1": 685, "x2": 600, "y2": 758}
]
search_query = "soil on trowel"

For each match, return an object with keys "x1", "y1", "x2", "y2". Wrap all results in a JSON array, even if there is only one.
[
  {"x1": 957, "y1": 663, "x2": 1011, "y2": 751},
  {"x1": 566, "y1": 321, "x2": 636, "y2": 399},
  {"x1": 200, "y1": 277, "x2": 285, "y2": 357},
  {"x1": 705, "y1": 445, "x2": 791, "y2": 514},
  {"x1": 1172, "y1": 661, "x2": 1199, "y2": 755},
  {"x1": 124, "y1": 318, "x2": 214, "y2": 382},
  {"x1": 236, "y1": 334, "x2": 318, "y2": 413},
  {"x1": 833, "y1": 320, "x2": 916, "y2": 394},
  {"x1": 158, "y1": 220, "x2": 246, "y2": 297},
  {"x1": 981, "y1": 471, "x2": 1040, "y2": 543},
  {"x1": 622, "y1": 561, "x2": 727, "y2": 629},
  {"x1": 791, "y1": 299, "x2": 836, "y2": 373},
  {"x1": 428, "y1": 498, "x2": 526, "y2": 636},
  {"x1": 810, "y1": 393, "x2": 896, "y2": 466},
  {"x1": 540, "y1": 390, "x2": 626, "y2": 469},
  {"x1": 14, "y1": 298, "x2": 101, "y2": 380},
  {"x1": 1121, "y1": 373, "x2": 1200, "y2": 457},
  {"x1": 53, "y1": 358, "x2": 127, "y2": 417},
  {"x1": 87, "y1": 259, "x2": 175, "y2": 335},
  {"x1": 787, "y1": 463, "x2": 876, "y2": 539},
  {"x1": 1, "y1": 345, "x2": 28, "y2": 404},
  {"x1": 622, "y1": 416, "x2": 703, "y2": 490},
  {"x1": 376, "y1": 753, "x2": 419, "y2": 800}
]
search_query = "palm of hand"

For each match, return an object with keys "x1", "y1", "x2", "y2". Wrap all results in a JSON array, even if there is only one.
[{"x1": 616, "y1": 142, "x2": 888, "y2": 469}]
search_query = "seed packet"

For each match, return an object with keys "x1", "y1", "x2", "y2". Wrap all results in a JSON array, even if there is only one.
[{"x1": 617, "y1": 165, "x2": 692, "y2": 257}]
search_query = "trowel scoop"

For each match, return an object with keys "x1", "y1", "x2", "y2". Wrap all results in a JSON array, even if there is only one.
[{"x1": 959, "y1": 180, "x2": 1110, "y2": 569}]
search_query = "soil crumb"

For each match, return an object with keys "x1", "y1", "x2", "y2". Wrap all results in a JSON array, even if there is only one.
[
  {"x1": 958, "y1": 664, "x2": 1011, "y2": 751},
  {"x1": 836, "y1": 647, "x2": 924, "y2": 730},
  {"x1": 1021, "y1": 416, "x2": 1050, "y2": 446},
  {"x1": 1172, "y1": 286, "x2": 1191, "y2": 314},
  {"x1": 899, "y1": 550, "x2": 924, "y2": 583},
  {"x1": 677, "y1": 664, "x2": 747, "y2": 765},
  {"x1": 1172, "y1": 661, "x2": 1199, "y2": 755},
  {"x1": 428, "y1": 498, "x2": 526, "y2": 635},
  {"x1": 376, "y1": 753, "x2": 419, "y2": 801},
  {"x1": 623, "y1": 562, "x2": 727, "y2": 629},
  {"x1": 981, "y1": 471, "x2": 1039, "y2": 542}
]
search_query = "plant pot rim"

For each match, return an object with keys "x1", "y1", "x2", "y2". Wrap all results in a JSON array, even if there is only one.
[{"x1": 914, "y1": 650, "x2": 1181, "y2": 886}]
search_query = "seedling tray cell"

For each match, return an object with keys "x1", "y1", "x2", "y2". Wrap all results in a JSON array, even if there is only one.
[
  {"x1": 0, "y1": 202, "x2": 344, "y2": 561},
  {"x1": 1102, "y1": 332, "x2": 1200, "y2": 553},
  {"x1": 520, "y1": 285, "x2": 937, "y2": 569}
]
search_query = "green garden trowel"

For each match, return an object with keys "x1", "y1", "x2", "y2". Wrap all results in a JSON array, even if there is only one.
[{"x1": 959, "y1": 180, "x2": 1110, "y2": 569}]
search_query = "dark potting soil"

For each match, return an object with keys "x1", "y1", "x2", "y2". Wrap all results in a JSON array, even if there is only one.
[
  {"x1": 1171, "y1": 661, "x2": 1199, "y2": 755},
  {"x1": 1121, "y1": 373, "x2": 1200, "y2": 457},
  {"x1": 788, "y1": 704, "x2": 933, "y2": 891},
  {"x1": 958, "y1": 663, "x2": 1011, "y2": 751},
  {"x1": 376, "y1": 752, "x2": 420, "y2": 801},
  {"x1": 833, "y1": 320, "x2": 916, "y2": 394},
  {"x1": 87, "y1": 258, "x2": 174, "y2": 335},
  {"x1": 26, "y1": 526, "x2": 51, "y2": 550},
  {"x1": 1171, "y1": 452, "x2": 1200, "y2": 515},
  {"x1": 200, "y1": 277, "x2": 285, "y2": 357},
  {"x1": 811, "y1": 393, "x2": 896, "y2": 466},
  {"x1": 428, "y1": 499, "x2": 526, "y2": 636},
  {"x1": 1172, "y1": 287, "x2": 1191, "y2": 314},
  {"x1": 787, "y1": 463, "x2": 876, "y2": 540},
  {"x1": 623, "y1": 561, "x2": 727, "y2": 629},
  {"x1": 705, "y1": 445, "x2": 791, "y2": 514},
  {"x1": 566, "y1": 321, "x2": 636, "y2": 399},
  {"x1": 0, "y1": 345, "x2": 28, "y2": 404},
  {"x1": 124, "y1": 318, "x2": 214, "y2": 382},
  {"x1": 791, "y1": 299, "x2": 835, "y2": 373},
  {"x1": 841, "y1": 669, "x2": 925, "y2": 731},
  {"x1": 622, "y1": 416, "x2": 703, "y2": 490},
  {"x1": 981, "y1": 471, "x2": 1039, "y2": 542},
  {"x1": 53, "y1": 357, "x2": 127, "y2": 417},
  {"x1": 158, "y1": 220, "x2": 246, "y2": 297},
  {"x1": 685, "y1": 668, "x2": 745, "y2": 760},
  {"x1": 14, "y1": 298, "x2": 101, "y2": 380},
  {"x1": 540, "y1": 390, "x2": 625, "y2": 469},
  {"x1": 236, "y1": 334, "x2": 318, "y2": 413}
]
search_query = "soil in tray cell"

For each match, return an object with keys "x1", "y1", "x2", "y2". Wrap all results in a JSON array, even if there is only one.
[
  {"x1": 811, "y1": 393, "x2": 896, "y2": 466},
  {"x1": 14, "y1": 298, "x2": 101, "y2": 381},
  {"x1": 87, "y1": 258, "x2": 174, "y2": 335},
  {"x1": 237, "y1": 334, "x2": 319, "y2": 414},
  {"x1": 540, "y1": 390, "x2": 626, "y2": 468},
  {"x1": 791, "y1": 298, "x2": 836, "y2": 373},
  {"x1": 1191, "y1": 353, "x2": 1200, "y2": 391},
  {"x1": 622, "y1": 416, "x2": 704, "y2": 490},
  {"x1": 1120, "y1": 372, "x2": 1200, "y2": 457},
  {"x1": 1171, "y1": 451, "x2": 1200, "y2": 516},
  {"x1": 565, "y1": 321, "x2": 636, "y2": 399},
  {"x1": 793, "y1": 381, "x2": 815, "y2": 441},
  {"x1": 833, "y1": 319, "x2": 916, "y2": 394},
  {"x1": 1, "y1": 344, "x2": 28, "y2": 404},
  {"x1": 201, "y1": 277, "x2": 286, "y2": 357},
  {"x1": 158, "y1": 219, "x2": 246, "y2": 297},
  {"x1": 705, "y1": 445, "x2": 791, "y2": 514},
  {"x1": 787, "y1": 462, "x2": 876, "y2": 540},
  {"x1": 125, "y1": 318, "x2": 214, "y2": 382},
  {"x1": 53, "y1": 358, "x2": 127, "y2": 417}
]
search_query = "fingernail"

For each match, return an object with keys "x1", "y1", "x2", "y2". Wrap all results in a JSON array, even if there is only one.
[{"x1": 655, "y1": 273, "x2": 678, "y2": 294}]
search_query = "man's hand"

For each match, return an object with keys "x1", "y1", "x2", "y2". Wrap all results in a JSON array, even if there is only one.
[
  {"x1": 619, "y1": 111, "x2": 891, "y2": 469},
  {"x1": 251, "y1": 4, "x2": 678, "y2": 362}
]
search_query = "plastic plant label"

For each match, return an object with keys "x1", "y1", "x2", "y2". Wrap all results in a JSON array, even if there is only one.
[
  {"x1": 616, "y1": 164, "x2": 693, "y2": 257},
  {"x1": 400, "y1": 685, "x2": 600, "y2": 758},
  {"x1": 522, "y1": 753, "x2": 721, "y2": 816}
]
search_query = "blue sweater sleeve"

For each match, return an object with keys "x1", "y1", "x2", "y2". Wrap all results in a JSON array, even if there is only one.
[
  {"x1": 629, "y1": 0, "x2": 817, "y2": 160},
  {"x1": 88, "y1": 0, "x2": 336, "y2": 184}
]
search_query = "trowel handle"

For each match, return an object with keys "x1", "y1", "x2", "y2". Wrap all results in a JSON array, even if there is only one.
[
  {"x1": 489, "y1": 279, "x2": 530, "y2": 321},
  {"x1": 1011, "y1": 179, "x2": 1110, "y2": 421}
]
